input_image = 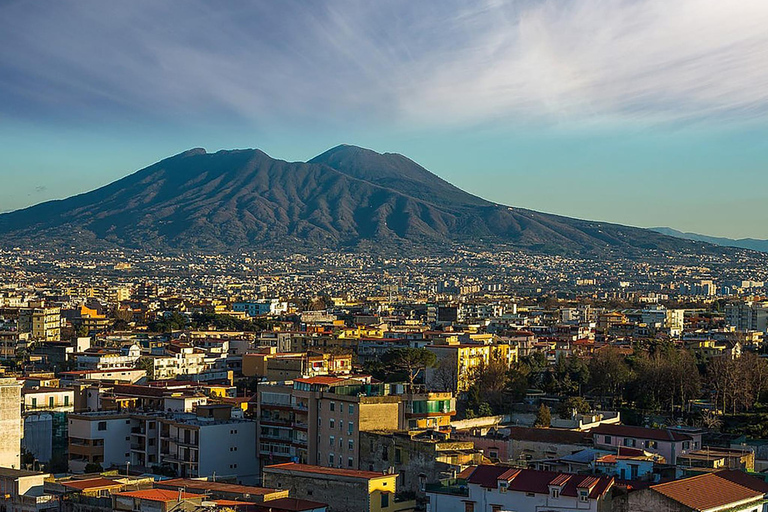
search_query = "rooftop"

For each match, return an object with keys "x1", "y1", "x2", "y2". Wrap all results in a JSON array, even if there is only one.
[{"x1": 264, "y1": 463, "x2": 393, "y2": 480}]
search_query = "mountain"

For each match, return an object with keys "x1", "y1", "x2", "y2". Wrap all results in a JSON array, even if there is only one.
[
  {"x1": 651, "y1": 227, "x2": 768, "y2": 254},
  {"x1": 0, "y1": 145, "x2": 738, "y2": 257}
]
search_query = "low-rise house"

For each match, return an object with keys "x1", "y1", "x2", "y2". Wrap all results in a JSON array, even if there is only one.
[
  {"x1": 0, "y1": 468, "x2": 58, "y2": 512},
  {"x1": 359, "y1": 430, "x2": 484, "y2": 498},
  {"x1": 623, "y1": 469, "x2": 768, "y2": 512},
  {"x1": 112, "y1": 489, "x2": 206, "y2": 512},
  {"x1": 590, "y1": 424, "x2": 701, "y2": 465},
  {"x1": 263, "y1": 463, "x2": 416, "y2": 512},
  {"x1": 426, "y1": 465, "x2": 614, "y2": 512}
]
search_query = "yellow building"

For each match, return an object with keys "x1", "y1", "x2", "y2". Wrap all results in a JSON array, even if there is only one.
[
  {"x1": 425, "y1": 341, "x2": 518, "y2": 392},
  {"x1": 19, "y1": 306, "x2": 61, "y2": 341},
  {"x1": 263, "y1": 463, "x2": 415, "y2": 512}
]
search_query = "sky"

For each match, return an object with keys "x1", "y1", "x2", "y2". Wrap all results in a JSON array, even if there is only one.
[{"x1": 1, "y1": 0, "x2": 767, "y2": 238}]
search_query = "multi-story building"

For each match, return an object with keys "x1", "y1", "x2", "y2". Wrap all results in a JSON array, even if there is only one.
[
  {"x1": 726, "y1": 301, "x2": 768, "y2": 332},
  {"x1": 75, "y1": 344, "x2": 142, "y2": 370},
  {"x1": 425, "y1": 339, "x2": 517, "y2": 392},
  {"x1": 0, "y1": 378, "x2": 22, "y2": 469},
  {"x1": 18, "y1": 307, "x2": 60, "y2": 342},
  {"x1": 68, "y1": 406, "x2": 258, "y2": 483},
  {"x1": 257, "y1": 376, "x2": 404, "y2": 472}
]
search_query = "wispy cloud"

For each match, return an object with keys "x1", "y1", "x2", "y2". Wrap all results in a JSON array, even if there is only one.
[{"x1": 1, "y1": 0, "x2": 767, "y2": 128}]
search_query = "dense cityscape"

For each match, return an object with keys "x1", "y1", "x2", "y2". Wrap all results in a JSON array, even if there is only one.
[{"x1": 1, "y1": 245, "x2": 768, "y2": 511}]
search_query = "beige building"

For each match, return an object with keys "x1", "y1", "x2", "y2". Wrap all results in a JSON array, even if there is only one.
[
  {"x1": 0, "y1": 377, "x2": 22, "y2": 469},
  {"x1": 18, "y1": 307, "x2": 60, "y2": 342}
]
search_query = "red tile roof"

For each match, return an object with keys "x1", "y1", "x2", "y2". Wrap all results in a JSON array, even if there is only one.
[
  {"x1": 590, "y1": 424, "x2": 693, "y2": 442},
  {"x1": 116, "y1": 489, "x2": 206, "y2": 502},
  {"x1": 264, "y1": 463, "x2": 391, "y2": 480},
  {"x1": 651, "y1": 472, "x2": 764, "y2": 511},
  {"x1": 254, "y1": 497, "x2": 328, "y2": 511},
  {"x1": 61, "y1": 478, "x2": 122, "y2": 491},
  {"x1": 159, "y1": 479, "x2": 280, "y2": 496},
  {"x1": 463, "y1": 466, "x2": 613, "y2": 499},
  {"x1": 293, "y1": 377, "x2": 345, "y2": 386}
]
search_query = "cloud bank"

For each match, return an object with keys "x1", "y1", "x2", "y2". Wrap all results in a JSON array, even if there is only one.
[{"x1": 1, "y1": 0, "x2": 767, "y2": 128}]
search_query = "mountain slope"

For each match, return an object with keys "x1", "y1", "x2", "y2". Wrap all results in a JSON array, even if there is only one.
[
  {"x1": 651, "y1": 227, "x2": 768, "y2": 253},
  {"x1": 0, "y1": 145, "x2": 734, "y2": 257}
]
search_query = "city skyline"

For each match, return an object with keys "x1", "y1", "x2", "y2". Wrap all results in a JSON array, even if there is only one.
[{"x1": 2, "y1": 0, "x2": 768, "y2": 238}]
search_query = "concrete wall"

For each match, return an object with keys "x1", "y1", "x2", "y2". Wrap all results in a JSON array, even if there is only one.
[
  {"x1": 0, "y1": 378, "x2": 22, "y2": 468},
  {"x1": 198, "y1": 421, "x2": 258, "y2": 484},
  {"x1": 23, "y1": 413, "x2": 53, "y2": 463},
  {"x1": 263, "y1": 471, "x2": 370, "y2": 512}
]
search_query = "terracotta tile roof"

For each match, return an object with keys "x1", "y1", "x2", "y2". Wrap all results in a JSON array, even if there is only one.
[
  {"x1": 159, "y1": 478, "x2": 280, "y2": 496},
  {"x1": 264, "y1": 463, "x2": 391, "y2": 480},
  {"x1": 590, "y1": 424, "x2": 693, "y2": 442},
  {"x1": 464, "y1": 466, "x2": 612, "y2": 499},
  {"x1": 549, "y1": 474, "x2": 571, "y2": 486},
  {"x1": 651, "y1": 472, "x2": 765, "y2": 511},
  {"x1": 254, "y1": 497, "x2": 328, "y2": 511},
  {"x1": 293, "y1": 376, "x2": 345, "y2": 386},
  {"x1": 61, "y1": 478, "x2": 122, "y2": 491},
  {"x1": 116, "y1": 489, "x2": 206, "y2": 502}
]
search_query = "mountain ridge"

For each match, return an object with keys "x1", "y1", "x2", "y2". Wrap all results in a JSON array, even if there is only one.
[
  {"x1": 651, "y1": 227, "x2": 768, "y2": 254},
  {"x1": 0, "y1": 145, "x2": 747, "y2": 259}
]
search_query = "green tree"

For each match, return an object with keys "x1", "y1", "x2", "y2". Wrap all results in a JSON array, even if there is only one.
[
  {"x1": 381, "y1": 348, "x2": 437, "y2": 385},
  {"x1": 534, "y1": 403, "x2": 551, "y2": 428},
  {"x1": 589, "y1": 347, "x2": 631, "y2": 408}
]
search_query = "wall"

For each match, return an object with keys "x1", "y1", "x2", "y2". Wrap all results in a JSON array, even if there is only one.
[{"x1": 0, "y1": 378, "x2": 22, "y2": 468}]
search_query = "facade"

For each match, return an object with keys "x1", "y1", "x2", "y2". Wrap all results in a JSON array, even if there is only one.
[
  {"x1": 263, "y1": 463, "x2": 414, "y2": 512},
  {"x1": 359, "y1": 430, "x2": 483, "y2": 498},
  {"x1": 591, "y1": 424, "x2": 701, "y2": 465},
  {"x1": 425, "y1": 341, "x2": 517, "y2": 392},
  {"x1": 0, "y1": 377, "x2": 22, "y2": 469},
  {"x1": 257, "y1": 377, "x2": 403, "y2": 471},
  {"x1": 18, "y1": 307, "x2": 60, "y2": 342},
  {"x1": 426, "y1": 465, "x2": 614, "y2": 512},
  {"x1": 0, "y1": 468, "x2": 58, "y2": 512},
  {"x1": 726, "y1": 301, "x2": 768, "y2": 332},
  {"x1": 68, "y1": 408, "x2": 258, "y2": 483}
]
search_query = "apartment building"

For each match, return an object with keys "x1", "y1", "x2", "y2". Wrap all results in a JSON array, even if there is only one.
[
  {"x1": 425, "y1": 339, "x2": 517, "y2": 392},
  {"x1": 18, "y1": 307, "x2": 60, "y2": 342},
  {"x1": 68, "y1": 407, "x2": 257, "y2": 483},
  {"x1": 257, "y1": 376, "x2": 403, "y2": 472}
]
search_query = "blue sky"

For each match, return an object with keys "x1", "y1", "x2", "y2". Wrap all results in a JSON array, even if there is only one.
[{"x1": 1, "y1": 0, "x2": 767, "y2": 238}]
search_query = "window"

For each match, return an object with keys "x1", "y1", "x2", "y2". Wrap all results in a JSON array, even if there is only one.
[
  {"x1": 624, "y1": 438, "x2": 636, "y2": 447},
  {"x1": 551, "y1": 488, "x2": 560, "y2": 498},
  {"x1": 329, "y1": 453, "x2": 334, "y2": 466},
  {"x1": 464, "y1": 503, "x2": 474, "y2": 512},
  {"x1": 49, "y1": 396, "x2": 54, "y2": 407},
  {"x1": 330, "y1": 436, "x2": 335, "y2": 447},
  {"x1": 330, "y1": 402, "x2": 335, "y2": 412},
  {"x1": 683, "y1": 441, "x2": 690, "y2": 450},
  {"x1": 64, "y1": 395, "x2": 70, "y2": 406},
  {"x1": 348, "y1": 457, "x2": 353, "y2": 467},
  {"x1": 579, "y1": 490, "x2": 589, "y2": 502},
  {"x1": 349, "y1": 439, "x2": 354, "y2": 451},
  {"x1": 348, "y1": 422, "x2": 353, "y2": 435},
  {"x1": 395, "y1": 448, "x2": 401, "y2": 464},
  {"x1": 98, "y1": 421, "x2": 107, "y2": 431},
  {"x1": 381, "y1": 493, "x2": 389, "y2": 508},
  {"x1": 604, "y1": 435, "x2": 612, "y2": 444},
  {"x1": 646, "y1": 440, "x2": 657, "y2": 449},
  {"x1": 330, "y1": 419, "x2": 335, "y2": 429},
  {"x1": 491, "y1": 506, "x2": 502, "y2": 512},
  {"x1": 499, "y1": 481, "x2": 507, "y2": 493}
]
